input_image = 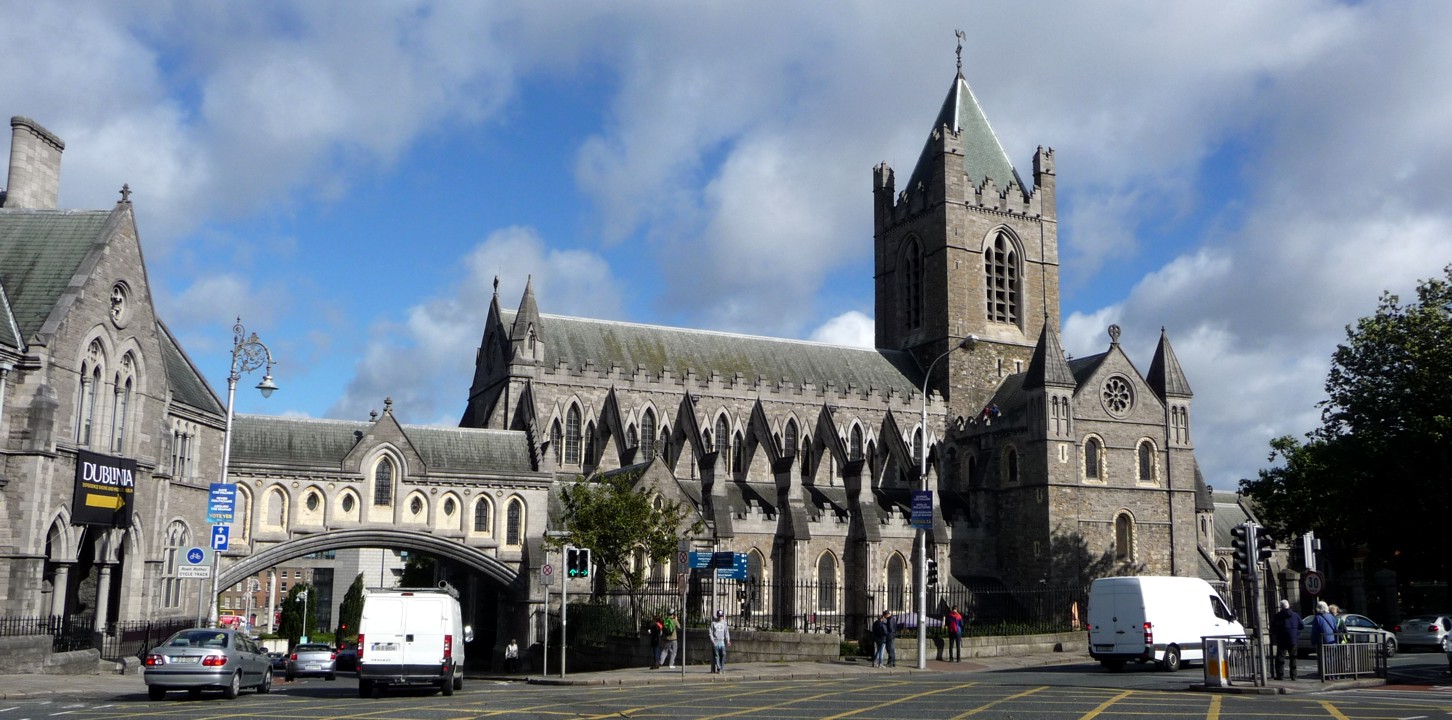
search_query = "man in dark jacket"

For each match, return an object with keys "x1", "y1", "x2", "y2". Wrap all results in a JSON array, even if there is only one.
[{"x1": 1271, "y1": 599, "x2": 1302, "y2": 680}]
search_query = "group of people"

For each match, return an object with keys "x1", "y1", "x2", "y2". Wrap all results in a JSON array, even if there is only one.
[
  {"x1": 872, "y1": 605, "x2": 969, "y2": 667},
  {"x1": 1270, "y1": 599, "x2": 1361, "y2": 681},
  {"x1": 645, "y1": 608, "x2": 733, "y2": 673}
]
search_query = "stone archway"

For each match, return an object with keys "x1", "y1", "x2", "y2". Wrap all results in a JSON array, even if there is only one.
[{"x1": 220, "y1": 528, "x2": 519, "y2": 589}]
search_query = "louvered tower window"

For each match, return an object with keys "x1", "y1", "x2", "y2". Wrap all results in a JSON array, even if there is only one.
[
  {"x1": 903, "y1": 238, "x2": 924, "y2": 329},
  {"x1": 985, "y1": 232, "x2": 1020, "y2": 324}
]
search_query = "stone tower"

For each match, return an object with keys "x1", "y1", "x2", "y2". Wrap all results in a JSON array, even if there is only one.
[{"x1": 872, "y1": 71, "x2": 1058, "y2": 423}]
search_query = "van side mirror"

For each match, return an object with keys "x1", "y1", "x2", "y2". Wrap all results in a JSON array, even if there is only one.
[{"x1": 464, "y1": 625, "x2": 474, "y2": 643}]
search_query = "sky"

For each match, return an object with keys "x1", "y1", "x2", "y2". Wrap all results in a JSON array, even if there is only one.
[{"x1": 4, "y1": 1, "x2": 1450, "y2": 492}]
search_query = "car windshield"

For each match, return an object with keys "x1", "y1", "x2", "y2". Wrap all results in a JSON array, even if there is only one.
[{"x1": 168, "y1": 630, "x2": 229, "y2": 648}]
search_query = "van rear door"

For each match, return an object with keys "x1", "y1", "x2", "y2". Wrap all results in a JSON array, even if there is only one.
[
  {"x1": 400, "y1": 596, "x2": 448, "y2": 667},
  {"x1": 362, "y1": 596, "x2": 406, "y2": 666},
  {"x1": 1089, "y1": 580, "x2": 1146, "y2": 656}
]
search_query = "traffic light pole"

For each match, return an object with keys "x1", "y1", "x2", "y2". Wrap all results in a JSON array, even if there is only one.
[{"x1": 561, "y1": 545, "x2": 571, "y2": 678}]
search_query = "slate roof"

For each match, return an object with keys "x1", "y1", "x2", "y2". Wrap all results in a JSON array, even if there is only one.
[
  {"x1": 1068, "y1": 352, "x2": 1109, "y2": 385},
  {"x1": 1147, "y1": 329, "x2": 1194, "y2": 399},
  {"x1": 907, "y1": 72, "x2": 1026, "y2": 198},
  {"x1": 0, "y1": 282, "x2": 18, "y2": 350},
  {"x1": 158, "y1": 320, "x2": 223, "y2": 415},
  {"x1": 0, "y1": 209, "x2": 110, "y2": 341},
  {"x1": 229, "y1": 414, "x2": 537, "y2": 474},
  {"x1": 502, "y1": 310, "x2": 924, "y2": 398},
  {"x1": 1023, "y1": 324, "x2": 1076, "y2": 389}
]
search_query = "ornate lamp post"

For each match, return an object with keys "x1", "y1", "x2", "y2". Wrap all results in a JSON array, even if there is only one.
[
  {"x1": 209, "y1": 317, "x2": 278, "y2": 626},
  {"x1": 917, "y1": 334, "x2": 975, "y2": 669}
]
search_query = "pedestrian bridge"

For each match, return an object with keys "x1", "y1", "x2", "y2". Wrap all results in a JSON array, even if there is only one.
[{"x1": 218, "y1": 528, "x2": 520, "y2": 589}]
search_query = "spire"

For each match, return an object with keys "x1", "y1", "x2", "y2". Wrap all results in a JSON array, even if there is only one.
[
  {"x1": 906, "y1": 67, "x2": 1025, "y2": 197},
  {"x1": 1023, "y1": 323, "x2": 1075, "y2": 389},
  {"x1": 1147, "y1": 327, "x2": 1193, "y2": 399},
  {"x1": 510, "y1": 275, "x2": 543, "y2": 343}
]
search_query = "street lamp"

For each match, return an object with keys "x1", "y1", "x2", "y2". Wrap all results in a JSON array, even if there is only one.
[
  {"x1": 208, "y1": 317, "x2": 278, "y2": 626},
  {"x1": 917, "y1": 334, "x2": 976, "y2": 669}
]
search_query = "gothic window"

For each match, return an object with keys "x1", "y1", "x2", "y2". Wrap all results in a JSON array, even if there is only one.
[
  {"x1": 702, "y1": 429, "x2": 714, "y2": 454},
  {"x1": 816, "y1": 552, "x2": 839, "y2": 613},
  {"x1": 584, "y1": 422, "x2": 597, "y2": 466},
  {"x1": 985, "y1": 231, "x2": 1020, "y2": 325},
  {"x1": 641, "y1": 409, "x2": 656, "y2": 459},
  {"x1": 565, "y1": 406, "x2": 582, "y2": 464},
  {"x1": 850, "y1": 425, "x2": 864, "y2": 461},
  {"x1": 373, "y1": 457, "x2": 395, "y2": 506},
  {"x1": 1137, "y1": 440, "x2": 1157, "y2": 484},
  {"x1": 265, "y1": 488, "x2": 286, "y2": 527},
  {"x1": 1101, "y1": 376, "x2": 1134, "y2": 417},
  {"x1": 733, "y1": 431, "x2": 744, "y2": 474},
  {"x1": 783, "y1": 419, "x2": 798, "y2": 456},
  {"x1": 305, "y1": 491, "x2": 321, "y2": 512},
  {"x1": 966, "y1": 455, "x2": 979, "y2": 488},
  {"x1": 506, "y1": 497, "x2": 524, "y2": 546},
  {"x1": 235, "y1": 487, "x2": 251, "y2": 542},
  {"x1": 1115, "y1": 512, "x2": 1135, "y2": 562},
  {"x1": 627, "y1": 424, "x2": 638, "y2": 450},
  {"x1": 473, "y1": 497, "x2": 492, "y2": 534},
  {"x1": 902, "y1": 237, "x2": 924, "y2": 329},
  {"x1": 340, "y1": 492, "x2": 357, "y2": 517},
  {"x1": 409, "y1": 495, "x2": 425, "y2": 518},
  {"x1": 801, "y1": 436, "x2": 812, "y2": 475},
  {"x1": 747, "y1": 548, "x2": 767, "y2": 613},
  {"x1": 550, "y1": 421, "x2": 563, "y2": 465},
  {"x1": 867, "y1": 440, "x2": 878, "y2": 479},
  {"x1": 886, "y1": 553, "x2": 907, "y2": 612},
  {"x1": 78, "y1": 343, "x2": 104, "y2": 446},
  {"x1": 162, "y1": 521, "x2": 190, "y2": 608},
  {"x1": 1084, "y1": 437, "x2": 1103, "y2": 482},
  {"x1": 111, "y1": 354, "x2": 135, "y2": 452},
  {"x1": 716, "y1": 416, "x2": 731, "y2": 471},
  {"x1": 1002, "y1": 446, "x2": 1019, "y2": 484},
  {"x1": 912, "y1": 427, "x2": 924, "y2": 466},
  {"x1": 658, "y1": 424, "x2": 671, "y2": 464}
]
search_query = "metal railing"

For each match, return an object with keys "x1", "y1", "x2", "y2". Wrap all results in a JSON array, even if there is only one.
[
  {"x1": 1317, "y1": 634, "x2": 1387, "y2": 681},
  {"x1": 100, "y1": 618, "x2": 196, "y2": 661},
  {"x1": 0, "y1": 615, "x2": 96, "y2": 653}
]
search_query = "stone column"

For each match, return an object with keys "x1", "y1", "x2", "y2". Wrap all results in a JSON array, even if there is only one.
[
  {"x1": 50, "y1": 563, "x2": 71, "y2": 617},
  {"x1": 92, "y1": 564, "x2": 113, "y2": 632}
]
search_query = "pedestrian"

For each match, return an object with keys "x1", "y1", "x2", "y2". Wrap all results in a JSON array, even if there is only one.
[
  {"x1": 945, "y1": 606, "x2": 964, "y2": 662},
  {"x1": 1271, "y1": 600, "x2": 1301, "y2": 681},
  {"x1": 871, "y1": 611, "x2": 891, "y2": 667},
  {"x1": 1312, "y1": 601, "x2": 1337, "y2": 677},
  {"x1": 708, "y1": 609, "x2": 731, "y2": 673},
  {"x1": 647, "y1": 613, "x2": 663, "y2": 669},
  {"x1": 658, "y1": 608, "x2": 679, "y2": 669},
  {"x1": 884, "y1": 610, "x2": 898, "y2": 667},
  {"x1": 504, "y1": 638, "x2": 520, "y2": 673}
]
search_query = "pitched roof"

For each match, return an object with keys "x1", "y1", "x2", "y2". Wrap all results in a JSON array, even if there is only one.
[
  {"x1": 0, "y1": 209, "x2": 111, "y2": 341},
  {"x1": 502, "y1": 310, "x2": 924, "y2": 398},
  {"x1": 1023, "y1": 324, "x2": 1076, "y2": 389},
  {"x1": 158, "y1": 320, "x2": 224, "y2": 415},
  {"x1": 0, "y1": 281, "x2": 18, "y2": 350},
  {"x1": 1147, "y1": 328, "x2": 1193, "y2": 399},
  {"x1": 907, "y1": 72, "x2": 1025, "y2": 197},
  {"x1": 229, "y1": 414, "x2": 538, "y2": 474}
]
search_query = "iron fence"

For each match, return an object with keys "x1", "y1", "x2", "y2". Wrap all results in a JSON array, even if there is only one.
[
  {"x1": 0, "y1": 615, "x2": 96, "y2": 653},
  {"x1": 101, "y1": 618, "x2": 196, "y2": 661}
]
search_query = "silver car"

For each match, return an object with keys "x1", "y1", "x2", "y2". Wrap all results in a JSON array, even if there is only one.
[
  {"x1": 144, "y1": 628, "x2": 273, "y2": 700},
  {"x1": 286, "y1": 642, "x2": 337, "y2": 681},
  {"x1": 1299, "y1": 613, "x2": 1398, "y2": 657},
  {"x1": 1392, "y1": 614, "x2": 1452, "y2": 651}
]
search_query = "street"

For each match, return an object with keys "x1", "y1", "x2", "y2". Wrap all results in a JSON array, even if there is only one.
[{"x1": 3, "y1": 651, "x2": 1451, "y2": 719}]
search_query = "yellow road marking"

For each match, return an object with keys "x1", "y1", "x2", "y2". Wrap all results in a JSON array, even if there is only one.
[
  {"x1": 1079, "y1": 689, "x2": 1134, "y2": 720},
  {"x1": 816, "y1": 681, "x2": 978, "y2": 720},
  {"x1": 695, "y1": 680, "x2": 915, "y2": 720},
  {"x1": 950, "y1": 685, "x2": 1049, "y2": 719},
  {"x1": 1206, "y1": 693, "x2": 1221, "y2": 720},
  {"x1": 1318, "y1": 699, "x2": 1351, "y2": 720}
]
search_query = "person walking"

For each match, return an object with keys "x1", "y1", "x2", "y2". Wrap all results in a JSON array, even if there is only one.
[
  {"x1": 504, "y1": 638, "x2": 520, "y2": 673},
  {"x1": 658, "y1": 608, "x2": 679, "y2": 669},
  {"x1": 871, "y1": 611, "x2": 891, "y2": 668},
  {"x1": 945, "y1": 606, "x2": 964, "y2": 662},
  {"x1": 1271, "y1": 600, "x2": 1301, "y2": 680},
  {"x1": 884, "y1": 610, "x2": 898, "y2": 667},
  {"x1": 1312, "y1": 601, "x2": 1337, "y2": 678},
  {"x1": 647, "y1": 613, "x2": 663, "y2": 669},
  {"x1": 708, "y1": 609, "x2": 731, "y2": 673}
]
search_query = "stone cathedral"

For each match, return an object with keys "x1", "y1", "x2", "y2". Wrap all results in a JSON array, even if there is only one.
[{"x1": 460, "y1": 63, "x2": 1219, "y2": 609}]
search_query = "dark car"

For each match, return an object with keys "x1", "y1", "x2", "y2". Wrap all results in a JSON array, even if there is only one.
[
  {"x1": 335, "y1": 645, "x2": 358, "y2": 672},
  {"x1": 268, "y1": 652, "x2": 287, "y2": 671},
  {"x1": 143, "y1": 628, "x2": 273, "y2": 700}
]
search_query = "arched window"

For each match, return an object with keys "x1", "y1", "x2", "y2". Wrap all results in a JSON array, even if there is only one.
[
  {"x1": 550, "y1": 421, "x2": 563, "y2": 465},
  {"x1": 1085, "y1": 437, "x2": 1103, "y2": 481},
  {"x1": 816, "y1": 552, "x2": 839, "y2": 612},
  {"x1": 1003, "y1": 446, "x2": 1019, "y2": 484},
  {"x1": 111, "y1": 354, "x2": 135, "y2": 452},
  {"x1": 903, "y1": 237, "x2": 924, "y2": 329},
  {"x1": 985, "y1": 231, "x2": 1020, "y2": 325},
  {"x1": 565, "y1": 406, "x2": 582, "y2": 465},
  {"x1": 235, "y1": 486, "x2": 252, "y2": 542},
  {"x1": 627, "y1": 424, "x2": 638, "y2": 450},
  {"x1": 658, "y1": 424, "x2": 671, "y2": 464},
  {"x1": 732, "y1": 431, "x2": 744, "y2": 474},
  {"x1": 641, "y1": 409, "x2": 656, "y2": 459},
  {"x1": 1115, "y1": 512, "x2": 1135, "y2": 562},
  {"x1": 78, "y1": 342, "x2": 104, "y2": 446},
  {"x1": 374, "y1": 457, "x2": 395, "y2": 506},
  {"x1": 473, "y1": 497, "x2": 492, "y2": 533},
  {"x1": 783, "y1": 419, "x2": 798, "y2": 456},
  {"x1": 801, "y1": 436, "x2": 812, "y2": 474},
  {"x1": 162, "y1": 521, "x2": 190, "y2": 608},
  {"x1": 886, "y1": 554, "x2": 907, "y2": 612},
  {"x1": 266, "y1": 488, "x2": 286, "y2": 527},
  {"x1": 716, "y1": 416, "x2": 731, "y2": 471},
  {"x1": 1138, "y1": 441, "x2": 1156, "y2": 483},
  {"x1": 850, "y1": 425, "x2": 864, "y2": 461},
  {"x1": 912, "y1": 427, "x2": 924, "y2": 466},
  {"x1": 506, "y1": 498, "x2": 524, "y2": 546},
  {"x1": 747, "y1": 549, "x2": 767, "y2": 614},
  {"x1": 584, "y1": 422, "x2": 597, "y2": 466},
  {"x1": 702, "y1": 429, "x2": 714, "y2": 454}
]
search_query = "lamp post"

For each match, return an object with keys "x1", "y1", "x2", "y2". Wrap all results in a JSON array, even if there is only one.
[
  {"x1": 917, "y1": 334, "x2": 975, "y2": 669},
  {"x1": 208, "y1": 317, "x2": 278, "y2": 626}
]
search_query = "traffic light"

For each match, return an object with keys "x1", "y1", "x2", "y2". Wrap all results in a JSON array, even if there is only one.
[
  {"x1": 1257, "y1": 533, "x2": 1275, "y2": 563},
  {"x1": 567, "y1": 547, "x2": 591, "y2": 578},
  {"x1": 927, "y1": 559, "x2": 939, "y2": 587},
  {"x1": 1230, "y1": 524, "x2": 1252, "y2": 576}
]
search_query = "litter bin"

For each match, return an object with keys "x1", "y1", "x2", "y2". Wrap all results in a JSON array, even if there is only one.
[{"x1": 1203, "y1": 636, "x2": 1230, "y2": 687}]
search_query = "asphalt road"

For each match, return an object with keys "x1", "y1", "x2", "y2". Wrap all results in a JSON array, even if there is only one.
[{"x1": 2, "y1": 652, "x2": 1450, "y2": 719}]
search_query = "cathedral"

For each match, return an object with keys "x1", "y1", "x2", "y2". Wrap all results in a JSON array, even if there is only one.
[{"x1": 461, "y1": 62, "x2": 1219, "y2": 610}]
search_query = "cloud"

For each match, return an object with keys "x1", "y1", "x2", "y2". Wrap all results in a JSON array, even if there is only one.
[{"x1": 808, "y1": 311, "x2": 874, "y2": 348}]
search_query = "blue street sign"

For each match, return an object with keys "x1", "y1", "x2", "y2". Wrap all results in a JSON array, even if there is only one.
[
  {"x1": 716, "y1": 566, "x2": 747, "y2": 580},
  {"x1": 910, "y1": 490, "x2": 934, "y2": 529},
  {"x1": 207, "y1": 483, "x2": 236, "y2": 524},
  {"x1": 689, "y1": 551, "x2": 713, "y2": 569},
  {"x1": 212, "y1": 525, "x2": 230, "y2": 551},
  {"x1": 186, "y1": 547, "x2": 205, "y2": 565}
]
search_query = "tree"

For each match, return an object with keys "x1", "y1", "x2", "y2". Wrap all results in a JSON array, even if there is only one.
[
  {"x1": 399, "y1": 553, "x2": 436, "y2": 587},
  {"x1": 1242, "y1": 265, "x2": 1452, "y2": 578},
  {"x1": 553, "y1": 470, "x2": 701, "y2": 627},
  {"x1": 337, "y1": 573, "x2": 365, "y2": 643},
  {"x1": 277, "y1": 582, "x2": 317, "y2": 645}
]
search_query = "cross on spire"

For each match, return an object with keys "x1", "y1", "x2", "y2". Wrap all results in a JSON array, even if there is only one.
[
  {"x1": 955, "y1": 29, "x2": 966, "y2": 73},
  {"x1": 118, "y1": 184, "x2": 131, "y2": 203}
]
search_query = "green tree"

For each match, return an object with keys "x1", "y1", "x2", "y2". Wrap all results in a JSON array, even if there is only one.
[
  {"x1": 278, "y1": 582, "x2": 318, "y2": 645},
  {"x1": 1242, "y1": 265, "x2": 1452, "y2": 577},
  {"x1": 338, "y1": 573, "x2": 365, "y2": 642},
  {"x1": 399, "y1": 552, "x2": 436, "y2": 587},
  {"x1": 553, "y1": 470, "x2": 701, "y2": 626}
]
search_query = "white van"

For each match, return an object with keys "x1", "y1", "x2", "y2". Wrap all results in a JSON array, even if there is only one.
[
  {"x1": 1087, "y1": 576, "x2": 1244, "y2": 672},
  {"x1": 356, "y1": 584, "x2": 473, "y2": 697}
]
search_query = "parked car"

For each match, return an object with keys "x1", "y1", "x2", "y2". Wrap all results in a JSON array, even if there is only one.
[
  {"x1": 1298, "y1": 613, "x2": 1398, "y2": 657},
  {"x1": 1392, "y1": 614, "x2": 1452, "y2": 651},
  {"x1": 143, "y1": 628, "x2": 273, "y2": 700},
  {"x1": 335, "y1": 644, "x2": 358, "y2": 672},
  {"x1": 286, "y1": 643, "x2": 337, "y2": 681},
  {"x1": 268, "y1": 652, "x2": 287, "y2": 671}
]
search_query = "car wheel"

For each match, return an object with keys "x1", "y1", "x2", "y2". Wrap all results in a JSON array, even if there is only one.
[
  {"x1": 1384, "y1": 637, "x2": 1398, "y2": 658},
  {"x1": 222, "y1": 672, "x2": 240, "y2": 699},
  {"x1": 257, "y1": 669, "x2": 272, "y2": 694},
  {"x1": 1101, "y1": 659, "x2": 1126, "y2": 672},
  {"x1": 453, "y1": 675, "x2": 463, "y2": 691},
  {"x1": 147, "y1": 686, "x2": 167, "y2": 701},
  {"x1": 326, "y1": 672, "x2": 336, "y2": 681},
  {"x1": 440, "y1": 676, "x2": 454, "y2": 696},
  {"x1": 358, "y1": 679, "x2": 373, "y2": 698},
  {"x1": 1161, "y1": 645, "x2": 1182, "y2": 672}
]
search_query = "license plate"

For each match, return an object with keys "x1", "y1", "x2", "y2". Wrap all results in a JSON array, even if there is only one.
[
  {"x1": 174, "y1": 656, "x2": 201, "y2": 664},
  {"x1": 1094, "y1": 644, "x2": 1114, "y2": 652},
  {"x1": 306, "y1": 664, "x2": 322, "y2": 670},
  {"x1": 372, "y1": 642, "x2": 398, "y2": 651}
]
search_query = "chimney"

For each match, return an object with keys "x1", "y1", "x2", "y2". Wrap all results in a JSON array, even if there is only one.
[{"x1": 4, "y1": 116, "x2": 65, "y2": 209}]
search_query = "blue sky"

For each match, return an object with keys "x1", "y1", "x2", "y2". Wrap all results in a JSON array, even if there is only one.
[{"x1": 5, "y1": 1, "x2": 1452, "y2": 490}]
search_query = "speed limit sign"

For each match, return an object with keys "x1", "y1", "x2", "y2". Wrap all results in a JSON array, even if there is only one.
[{"x1": 1302, "y1": 570, "x2": 1324, "y2": 597}]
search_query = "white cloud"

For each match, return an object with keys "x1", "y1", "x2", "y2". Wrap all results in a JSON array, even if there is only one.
[{"x1": 808, "y1": 311, "x2": 874, "y2": 348}]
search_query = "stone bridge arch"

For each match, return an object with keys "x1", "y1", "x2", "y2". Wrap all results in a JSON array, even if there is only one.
[{"x1": 220, "y1": 528, "x2": 519, "y2": 590}]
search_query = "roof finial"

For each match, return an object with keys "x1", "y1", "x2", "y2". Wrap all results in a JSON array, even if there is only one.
[
  {"x1": 493, "y1": 275, "x2": 499, "y2": 296},
  {"x1": 119, "y1": 184, "x2": 131, "y2": 203},
  {"x1": 955, "y1": 29, "x2": 966, "y2": 73}
]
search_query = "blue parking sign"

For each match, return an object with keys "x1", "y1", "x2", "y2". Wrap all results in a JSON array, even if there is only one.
[{"x1": 211, "y1": 525, "x2": 230, "y2": 551}]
